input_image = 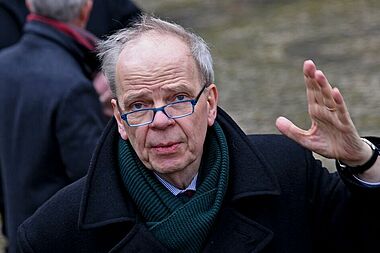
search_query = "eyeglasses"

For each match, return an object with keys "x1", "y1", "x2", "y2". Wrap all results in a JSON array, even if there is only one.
[{"x1": 119, "y1": 84, "x2": 207, "y2": 127}]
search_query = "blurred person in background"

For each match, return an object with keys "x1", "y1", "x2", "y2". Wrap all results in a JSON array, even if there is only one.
[
  {"x1": 0, "y1": 0, "x2": 141, "y2": 50},
  {"x1": 0, "y1": 0, "x2": 109, "y2": 252},
  {"x1": 0, "y1": 0, "x2": 142, "y2": 115},
  {"x1": 0, "y1": 0, "x2": 142, "y2": 247},
  {"x1": 16, "y1": 15, "x2": 380, "y2": 253}
]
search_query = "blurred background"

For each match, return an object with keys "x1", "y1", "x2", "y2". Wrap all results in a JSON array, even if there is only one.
[
  {"x1": 1, "y1": 0, "x2": 379, "y2": 251},
  {"x1": 134, "y1": 0, "x2": 379, "y2": 135},
  {"x1": 133, "y1": 0, "x2": 379, "y2": 168}
]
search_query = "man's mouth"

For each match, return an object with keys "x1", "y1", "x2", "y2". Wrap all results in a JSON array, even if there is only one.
[{"x1": 151, "y1": 142, "x2": 180, "y2": 154}]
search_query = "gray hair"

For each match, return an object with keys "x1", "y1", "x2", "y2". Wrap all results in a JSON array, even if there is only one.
[
  {"x1": 97, "y1": 15, "x2": 214, "y2": 97},
  {"x1": 27, "y1": 0, "x2": 88, "y2": 22}
]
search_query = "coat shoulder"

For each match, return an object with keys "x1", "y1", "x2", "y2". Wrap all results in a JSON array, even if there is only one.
[
  {"x1": 247, "y1": 134, "x2": 313, "y2": 165},
  {"x1": 17, "y1": 177, "x2": 86, "y2": 252}
]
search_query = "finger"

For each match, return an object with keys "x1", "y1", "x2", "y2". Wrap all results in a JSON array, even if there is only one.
[
  {"x1": 276, "y1": 116, "x2": 309, "y2": 140},
  {"x1": 315, "y1": 70, "x2": 336, "y2": 109},
  {"x1": 305, "y1": 74, "x2": 323, "y2": 106},
  {"x1": 332, "y1": 87, "x2": 351, "y2": 125},
  {"x1": 304, "y1": 60, "x2": 324, "y2": 105},
  {"x1": 276, "y1": 116, "x2": 320, "y2": 152},
  {"x1": 303, "y1": 60, "x2": 317, "y2": 78}
]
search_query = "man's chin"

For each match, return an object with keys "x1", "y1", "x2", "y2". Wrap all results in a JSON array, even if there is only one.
[
  {"x1": 151, "y1": 164, "x2": 184, "y2": 175},
  {"x1": 145, "y1": 155, "x2": 198, "y2": 176}
]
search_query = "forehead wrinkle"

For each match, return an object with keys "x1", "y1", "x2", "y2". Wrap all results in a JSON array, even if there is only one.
[
  {"x1": 160, "y1": 83, "x2": 195, "y2": 94},
  {"x1": 124, "y1": 67, "x2": 181, "y2": 83},
  {"x1": 122, "y1": 61, "x2": 195, "y2": 87},
  {"x1": 120, "y1": 39, "x2": 197, "y2": 79}
]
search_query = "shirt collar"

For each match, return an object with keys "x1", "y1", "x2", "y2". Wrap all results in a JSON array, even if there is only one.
[{"x1": 154, "y1": 173, "x2": 198, "y2": 196}]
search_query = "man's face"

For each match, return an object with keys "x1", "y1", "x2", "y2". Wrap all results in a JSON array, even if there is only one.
[{"x1": 112, "y1": 33, "x2": 218, "y2": 181}]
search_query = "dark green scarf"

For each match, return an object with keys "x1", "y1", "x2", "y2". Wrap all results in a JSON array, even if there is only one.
[{"x1": 118, "y1": 122, "x2": 229, "y2": 252}]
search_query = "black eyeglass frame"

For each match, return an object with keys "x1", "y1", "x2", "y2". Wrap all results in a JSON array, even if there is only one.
[{"x1": 118, "y1": 84, "x2": 207, "y2": 127}]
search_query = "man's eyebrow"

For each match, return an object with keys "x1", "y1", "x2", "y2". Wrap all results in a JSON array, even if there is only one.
[
  {"x1": 161, "y1": 84, "x2": 194, "y2": 94},
  {"x1": 122, "y1": 88, "x2": 153, "y2": 104}
]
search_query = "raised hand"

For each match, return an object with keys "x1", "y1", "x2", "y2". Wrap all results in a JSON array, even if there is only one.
[{"x1": 275, "y1": 60, "x2": 372, "y2": 166}]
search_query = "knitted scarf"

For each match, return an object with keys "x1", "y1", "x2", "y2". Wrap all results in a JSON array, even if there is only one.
[{"x1": 118, "y1": 122, "x2": 229, "y2": 252}]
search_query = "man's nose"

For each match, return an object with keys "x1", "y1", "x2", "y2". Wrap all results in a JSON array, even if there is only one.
[{"x1": 150, "y1": 110, "x2": 174, "y2": 129}]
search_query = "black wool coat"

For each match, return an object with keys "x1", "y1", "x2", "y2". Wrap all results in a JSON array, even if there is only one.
[
  {"x1": 0, "y1": 20, "x2": 106, "y2": 252},
  {"x1": 17, "y1": 108, "x2": 380, "y2": 253}
]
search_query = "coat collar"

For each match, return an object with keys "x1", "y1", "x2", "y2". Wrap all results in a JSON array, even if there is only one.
[
  {"x1": 78, "y1": 118, "x2": 137, "y2": 229},
  {"x1": 78, "y1": 107, "x2": 281, "y2": 229},
  {"x1": 24, "y1": 20, "x2": 99, "y2": 78},
  {"x1": 216, "y1": 107, "x2": 281, "y2": 201}
]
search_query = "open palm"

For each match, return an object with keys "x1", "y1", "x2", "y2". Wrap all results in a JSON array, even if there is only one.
[{"x1": 276, "y1": 60, "x2": 368, "y2": 165}]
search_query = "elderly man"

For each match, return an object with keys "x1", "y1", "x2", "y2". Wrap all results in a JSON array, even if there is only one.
[
  {"x1": 0, "y1": 0, "x2": 107, "y2": 252},
  {"x1": 17, "y1": 15, "x2": 379, "y2": 253}
]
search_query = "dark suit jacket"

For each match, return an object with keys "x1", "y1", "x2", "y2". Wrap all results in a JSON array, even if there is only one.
[
  {"x1": 0, "y1": 20, "x2": 106, "y2": 252},
  {"x1": 17, "y1": 108, "x2": 380, "y2": 253}
]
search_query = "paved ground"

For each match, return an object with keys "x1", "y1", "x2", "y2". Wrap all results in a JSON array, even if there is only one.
[{"x1": 1, "y1": 0, "x2": 379, "y2": 251}]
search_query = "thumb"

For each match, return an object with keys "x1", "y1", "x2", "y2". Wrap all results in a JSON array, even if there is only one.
[{"x1": 275, "y1": 116, "x2": 306, "y2": 141}]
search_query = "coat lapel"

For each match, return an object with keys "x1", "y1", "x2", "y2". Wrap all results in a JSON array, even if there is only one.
[{"x1": 78, "y1": 119, "x2": 136, "y2": 228}]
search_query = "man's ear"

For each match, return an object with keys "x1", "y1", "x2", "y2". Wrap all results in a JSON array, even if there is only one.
[
  {"x1": 206, "y1": 84, "x2": 218, "y2": 126},
  {"x1": 72, "y1": 0, "x2": 93, "y2": 28},
  {"x1": 111, "y1": 99, "x2": 128, "y2": 140},
  {"x1": 25, "y1": 1, "x2": 33, "y2": 12},
  {"x1": 81, "y1": 0, "x2": 93, "y2": 23}
]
